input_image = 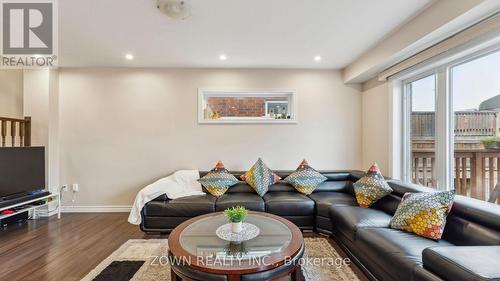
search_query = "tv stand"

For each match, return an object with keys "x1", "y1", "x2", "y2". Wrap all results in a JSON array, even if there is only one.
[
  {"x1": 0, "y1": 191, "x2": 51, "y2": 208},
  {"x1": 0, "y1": 193, "x2": 61, "y2": 225}
]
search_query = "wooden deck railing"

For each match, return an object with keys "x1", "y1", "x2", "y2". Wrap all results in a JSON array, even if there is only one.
[
  {"x1": 454, "y1": 111, "x2": 499, "y2": 137},
  {"x1": 412, "y1": 112, "x2": 435, "y2": 138},
  {"x1": 412, "y1": 111, "x2": 499, "y2": 139},
  {"x1": 413, "y1": 149, "x2": 500, "y2": 204},
  {"x1": 0, "y1": 116, "x2": 31, "y2": 147}
]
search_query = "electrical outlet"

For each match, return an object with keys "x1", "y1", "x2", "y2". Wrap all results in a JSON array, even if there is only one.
[
  {"x1": 72, "y1": 184, "x2": 79, "y2": 192},
  {"x1": 62, "y1": 184, "x2": 68, "y2": 191}
]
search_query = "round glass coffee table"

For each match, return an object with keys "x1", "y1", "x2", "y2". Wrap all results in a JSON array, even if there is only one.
[{"x1": 168, "y1": 211, "x2": 304, "y2": 281}]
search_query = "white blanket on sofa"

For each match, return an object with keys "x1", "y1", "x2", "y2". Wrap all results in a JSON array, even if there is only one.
[{"x1": 128, "y1": 170, "x2": 205, "y2": 225}]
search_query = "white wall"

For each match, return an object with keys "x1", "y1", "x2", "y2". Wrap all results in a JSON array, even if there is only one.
[
  {"x1": 58, "y1": 68, "x2": 362, "y2": 207},
  {"x1": 48, "y1": 70, "x2": 60, "y2": 193},
  {"x1": 361, "y1": 79, "x2": 390, "y2": 174},
  {"x1": 23, "y1": 69, "x2": 60, "y2": 196},
  {"x1": 24, "y1": 70, "x2": 49, "y2": 147},
  {"x1": 0, "y1": 70, "x2": 23, "y2": 118}
]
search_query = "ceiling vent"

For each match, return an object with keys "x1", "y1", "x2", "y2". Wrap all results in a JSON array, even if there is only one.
[{"x1": 156, "y1": 0, "x2": 191, "y2": 20}]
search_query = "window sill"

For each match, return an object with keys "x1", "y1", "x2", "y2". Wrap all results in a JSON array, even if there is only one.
[{"x1": 198, "y1": 118, "x2": 298, "y2": 124}]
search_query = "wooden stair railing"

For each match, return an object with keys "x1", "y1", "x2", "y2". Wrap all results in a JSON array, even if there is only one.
[{"x1": 0, "y1": 116, "x2": 31, "y2": 147}]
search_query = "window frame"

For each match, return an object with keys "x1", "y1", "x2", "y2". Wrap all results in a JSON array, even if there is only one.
[
  {"x1": 402, "y1": 71, "x2": 438, "y2": 186},
  {"x1": 264, "y1": 100, "x2": 290, "y2": 116},
  {"x1": 393, "y1": 41, "x2": 500, "y2": 190},
  {"x1": 198, "y1": 89, "x2": 298, "y2": 124}
]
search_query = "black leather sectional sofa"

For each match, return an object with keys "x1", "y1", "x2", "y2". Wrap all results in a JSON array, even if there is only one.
[{"x1": 140, "y1": 170, "x2": 500, "y2": 281}]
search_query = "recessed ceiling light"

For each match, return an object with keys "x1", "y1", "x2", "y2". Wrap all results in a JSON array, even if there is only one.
[
  {"x1": 125, "y1": 53, "x2": 134, "y2": 60},
  {"x1": 314, "y1": 55, "x2": 322, "y2": 62},
  {"x1": 219, "y1": 54, "x2": 227, "y2": 61}
]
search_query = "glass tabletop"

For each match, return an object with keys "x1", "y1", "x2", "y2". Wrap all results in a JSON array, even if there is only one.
[{"x1": 179, "y1": 214, "x2": 292, "y2": 261}]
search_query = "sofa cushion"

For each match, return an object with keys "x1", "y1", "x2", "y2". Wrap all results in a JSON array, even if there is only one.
[
  {"x1": 442, "y1": 215, "x2": 500, "y2": 246},
  {"x1": 390, "y1": 190, "x2": 455, "y2": 240},
  {"x1": 266, "y1": 182, "x2": 296, "y2": 192},
  {"x1": 329, "y1": 206, "x2": 392, "y2": 242},
  {"x1": 356, "y1": 227, "x2": 453, "y2": 281},
  {"x1": 198, "y1": 161, "x2": 239, "y2": 197},
  {"x1": 144, "y1": 194, "x2": 216, "y2": 217},
  {"x1": 447, "y1": 195, "x2": 500, "y2": 232},
  {"x1": 308, "y1": 192, "x2": 357, "y2": 217},
  {"x1": 141, "y1": 216, "x2": 192, "y2": 232},
  {"x1": 443, "y1": 195, "x2": 500, "y2": 246},
  {"x1": 315, "y1": 180, "x2": 353, "y2": 193},
  {"x1": 216, "y1": 193, "x2": 265, "y2": 212},
  {"x1": 284, "y1": 159, "x2": 327, "y2": 195},
  {"x1": 281, "y1": 216, "x2": 315, "y2": 229},
  {"x1": 422, "y1": 246, "x2": 500, "y2": 281},
  {"x1": 353, "y1": 163, "x2": 392, "y2": 208},
  {"x1": 388, "y1": 180, "x2": 437, "y2": 197},
  {"x1": 371, "y1": 193, "x2": 402, "y2": 216},
  {"x1": 263, "y1": 192, "x2": 314, "y2": 216},
  {"x1": 240, "y1": 158, "x2": 281, "y2": 197},
  {"x1": 225, "y1": 182, "x2": 256, "y2": 193},
  {"x1": 412, "y1": 266, "x2": 443, "y2": 281}
]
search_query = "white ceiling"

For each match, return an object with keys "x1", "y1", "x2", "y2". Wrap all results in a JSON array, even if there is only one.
[{"x1": 59, "y1": 0, "x2": 434, "y2": 69}]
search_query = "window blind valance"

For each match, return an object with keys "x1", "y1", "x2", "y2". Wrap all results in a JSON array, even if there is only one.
[{"x1": 378, "y1": 13, "x2": 500, "y2": 81}]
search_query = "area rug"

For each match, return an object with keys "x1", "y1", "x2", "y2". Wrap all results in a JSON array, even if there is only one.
[{"x1": 81, "y1": 238, "x2": 360, "y2": 281}]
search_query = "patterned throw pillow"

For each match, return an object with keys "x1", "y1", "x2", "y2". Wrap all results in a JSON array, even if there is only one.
[
  {"x1": 198, "y1": 161, "x2": 239, "y2": 197},
  {"x1": 353, "y1": 163, "x2": 392, "y2": 208},
  {"x1": 241, "y1": 158, "x2": 281, "y2": 197},
  {"x1": 390, "y1": 190, "x2": 455, "y2": 240},
  {"x1": 285, "y1": 159, "x2": 327, "y2": 195}
]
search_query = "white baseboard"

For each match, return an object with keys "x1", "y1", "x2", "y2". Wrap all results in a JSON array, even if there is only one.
[{"x1": 62, "y1": 205, "x2": 132, "y2": 213}]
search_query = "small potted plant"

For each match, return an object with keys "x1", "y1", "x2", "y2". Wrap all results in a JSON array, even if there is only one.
[
  {"x1": 481, "y1": 136, "x2": 500, "y2": 149},
  {"x1": 224, "y1": 206, "x2": 247, "y2": 233}
]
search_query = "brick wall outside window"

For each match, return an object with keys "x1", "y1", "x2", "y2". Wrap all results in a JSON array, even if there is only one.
[{"x1": 207, "y1": 97, "x2": 266, "y2": 117}]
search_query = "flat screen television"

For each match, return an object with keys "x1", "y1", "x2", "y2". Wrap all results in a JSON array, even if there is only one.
[{"x1": 0, "y1": 147, "x2": 45, "y2": 200}]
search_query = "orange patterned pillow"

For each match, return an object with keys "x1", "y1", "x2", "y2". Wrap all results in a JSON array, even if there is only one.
[{"x1": 390, "y1": 190, "x2": 455, "y2": 240}]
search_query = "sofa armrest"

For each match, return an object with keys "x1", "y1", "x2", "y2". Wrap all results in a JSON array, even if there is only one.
[
  {"x1": 150, "y1": 194, "x2": 168, "y2": 202},
  {"x1": 423, "y1": 246, "x2": 500, "y2": 281}
]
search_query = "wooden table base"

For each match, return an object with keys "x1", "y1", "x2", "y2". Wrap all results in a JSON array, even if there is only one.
[{"x1": 171, "y1": 264, "x2": 304, "y2": 281}]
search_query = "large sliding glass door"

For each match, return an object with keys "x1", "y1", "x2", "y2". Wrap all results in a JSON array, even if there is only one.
[
  {"x1": 403, "y1": 48, "x2": 500, "y2": 204},
  {"x1": 450, "y1": 50, "x2": 500, "y2": 202}
]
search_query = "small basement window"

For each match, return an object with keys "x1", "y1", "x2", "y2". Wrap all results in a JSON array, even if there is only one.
[{"x1": 198, "y1": 89, "x2": 297, "y2": 124}]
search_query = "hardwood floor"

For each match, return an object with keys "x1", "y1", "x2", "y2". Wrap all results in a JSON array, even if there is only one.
[{"x1": 0, "y1": 214, "x2": 368, "y2": 281}]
